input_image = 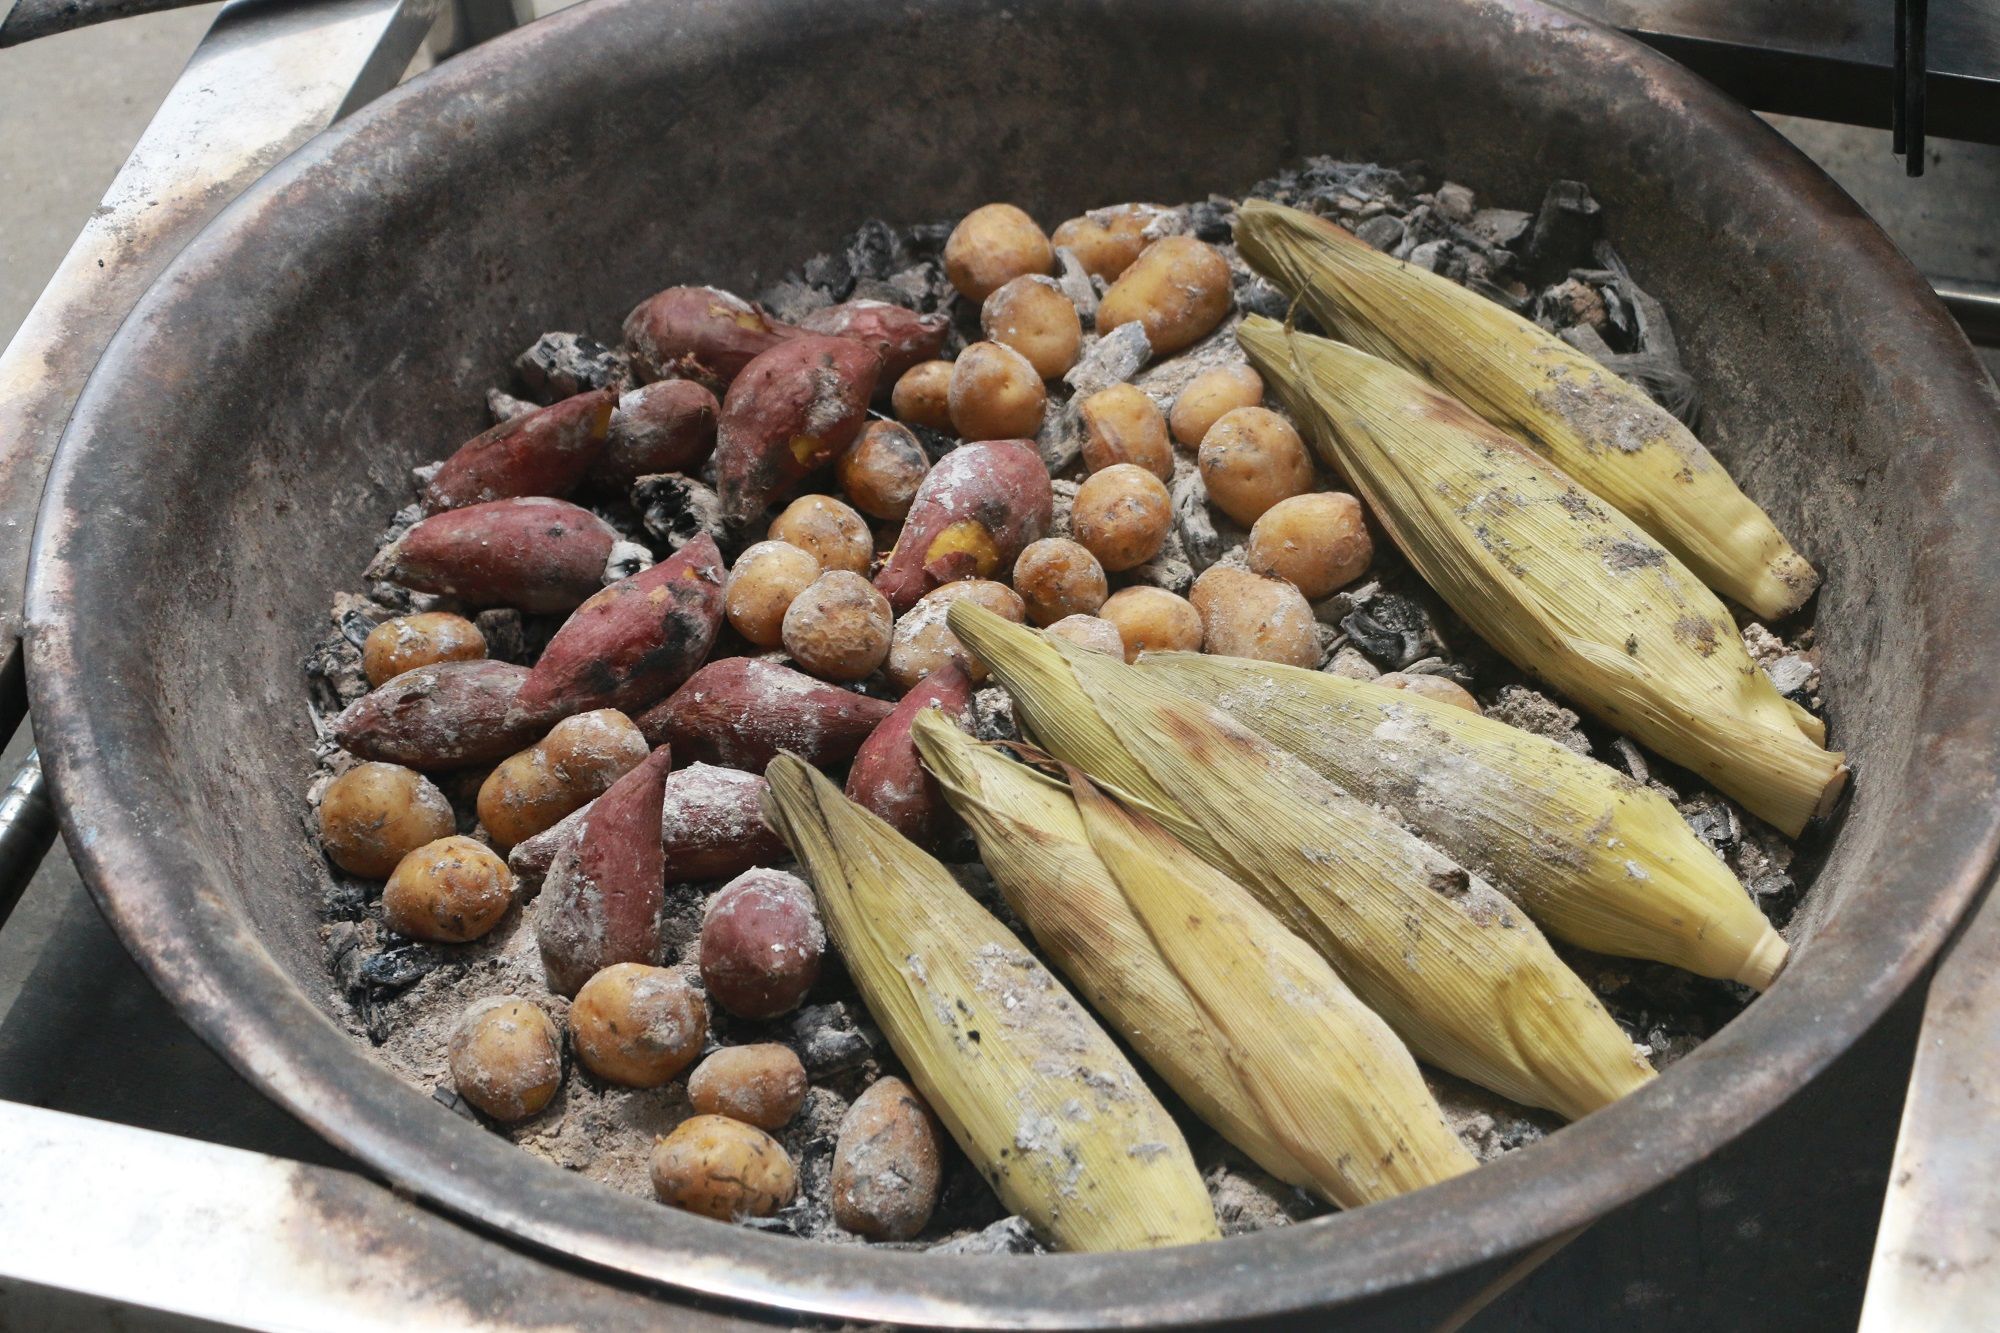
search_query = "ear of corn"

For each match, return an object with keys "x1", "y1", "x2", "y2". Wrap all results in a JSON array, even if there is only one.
[
  {"x1": 759, "y1": 755, "x2": 1218, "y2": 1252},
  {"x1": 1065, "y1": 767, "x2": 1478, "y2": 1206},
  {"x1": 946, "y1": 602, "x2": 1655, "y2": 1121},
  {"x1": 1236, "y1": 317, "x2": 1845, "y2": 838},
  {"x1": 1234, "y1": 199, "x2": 1817, "y2": 620},
  {"x1": 1134, "y1": 651, "x2": 1787, "y2": 989}
]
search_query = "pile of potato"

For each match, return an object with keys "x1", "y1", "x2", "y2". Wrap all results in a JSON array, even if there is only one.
[{"x1": 311, "y1": 194, "x2": 1412, "y2": 1236}]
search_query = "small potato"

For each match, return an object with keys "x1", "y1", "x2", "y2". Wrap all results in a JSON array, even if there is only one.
[
  {"x1": 768, "y1": 494, "x2": 873, "y2": 576},
  {"x1": 830, "y1": 1076, "x2": 944, "y2": 1240},
  {"x1": 687, "y1": 1044, "x2": 809, "y2": 1130},
  {"x1": 1247, "y1": 492, "x2": 1373, "y2": 599},
  {"x1": 448, "y1": 996, "x2": 562, "y2": 1122},
  {"x1": 837, "y1": 421, "x2": 931, "y2": 520},
  {"x1": 382, "y1": 835, "x2": 515, "y2": 943},
  {"x1": 318, "y1": 761, "x2": 455, "y2": 878},
  {"x1": 886, "y1": 580, "x2": 1026, "y2": 690},
  {"x1": 1198, "y1": 407, "x2": 1315, "y2": 526},
  {"x1": 1071, "y1": 464, "x2": 1172, "y2": 572},
  {"x1": 477, "y1": 709, "x2": 648, "y2": 849},
  {"x1": 725, "y1": 540, "x2": 822, "y2": 648},
  {"x1": 781, "y1": 572, "x2": 893, "y2": 682},
  {"x1": 1170, "y1": 363, "x2": 1263, "y2": 448},
  {"x1": 651, "y1": 1115, "x2": 797, "y2": 1222},
  {"x1": 943, "y1": 203, "x2": 1053, "y2": 303},
  {"x1": 1012, "y1": 538, "x2": 1108, "y2": 626},
  {"x1": 891, "y1": 360, "x2": 955, "y2": 432},
  {"x1": 700, "y1": 870, "x2": 825, "y2": 1019},
  {"x1": 982, "y1": 275, "x2": 1081, "y2": 380},
  {"x1": 1189, "y1": 566, "x2": 1320, "y2": 668},
  {"x1": 1050, "y1": 203, "x2": 1176, "y2": 281},
  {"x1": 1095, "y1": 236, "x2": 1232, "y2": 356},
  {"x1": 570, "y1": 962, "x2": 708, "y2": 1087},
  {"x1": 1077, "y1": 384, "x2": 1172, "y2": 480},
  {"x1": 949, "y1": 341, "x2": 1046, "y2": 441},
  {"x1": 1098, "y1": 587, "x2": 1203, "y2": 663},
  {"x1": 1376, "y1": 672, "x2": 1482, "y2": 714},
  {"x1": 362, "y1": 611, "x2": 487, "y2": 688},
  {"x1": 1046, "y1": 613, "x2": 1126, "y2": 656}
]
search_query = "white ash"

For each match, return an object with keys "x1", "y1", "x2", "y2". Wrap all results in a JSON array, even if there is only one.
[
  {"x1": 1052, "y1": 246, "x2": 1099, "y2": 327},
  {"x1": 1047, "y1": 478, "x2": 1078, "y2": 538},
  {"x1": 1035, "y1": 400, "x2": 1084, "y2": 475},
  {"x1": 933, "y1": 1216, "x2": 1045, "y2": 1256},
  {"x1": 603, "y1": 540, "x2": 654, "y2": 584},
  {"x1": 631, "y1": 472, "x2": 726, "y2": 553},
  {"x1": 1324, "y1": 645, "x2": 1380, "y2": 680},
  {"x1": 1127, "y1": 526, "x2": 1195, "y2": 594},
  {"x1": 1063, "y1": 322, "x2": 1152, "y2": 397},
  {"x1": 487, "y1": 387, "x2": 538, "y2": 423},
  {"x1": 971, "y1": 687, "x2": 1018, "y2": 742},
  {"x1": 514, "y1": 331, "x2": 631, "y2": 401},
  {"x1": 1170, "y1": 469, "x2": 1223, "y2": 573},
  {"x1": 788, "y1": 1002, "x2": 882, "y2": 1079},
  {"x1": 1481, "y1": 685, "x2": 1593, "y2": 756},
  {"x1": 411, "y1": 460, "x2": 441, "y2": 489},
  {"x1": 1204, "y1": 1161, "x2": 1316, "y2": 1236}
]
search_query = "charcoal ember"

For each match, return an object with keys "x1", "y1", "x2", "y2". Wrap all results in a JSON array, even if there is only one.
[
  {"x1": 631, "y1": 472, "x2": 726, "y2": 553},
  {"x1": 970, "y1": 687, "x2": 1017, "y2": 742},
  {"x1": 841, "y1": 218, "x2": 911, "y2": 286},
  {"x1": 1339, "y1": 592, "x2": 1439, "y2": 667},
  {"x1": 1034, "y1": 401, "x2": 1084, "y2": 475},
  {"x1": 925, "y1": 1151, "x2": 1009, "y2": 1237},
  {"x1": 1484, "y1": 685, "x2": 1593, "y2": 757},
  {"x1": 1609, "y1": 736, "x2": 1650, "y2": 784},
  {"x1": 1732, "y1": 819, "x2": 1798, "y2": 903},
  {"x1": 1677, "y1": 791, "x2": 1743, "y2": 856},
  {"x1": 1129, "y1": 526, "x2": 1194, "y2": 594},
  {"x1": 1406, "y1": 240, "x2": 1449, "y2": 273},
  {"x1": 756, "y1": 279, "x2": 835, "y2": 326},
  {"x1": 902, "y1": 220, "x2": 953, "y2": 259},
  {"x1": 304, "y1": 597, "x2": 382, "y2": 716},
  {"x1": 1232, "y1": 274, "x2": 1292, "y2": 321},
  {"x1": 787, "y1": 1001, "x2": 881, "y2": 1078},
  {"x1": 766, "y1": 1086, "x2": 849, "y2": 1240},
  {"x1": 1247, "y1": 156, "x2": 1417, "y2": 215},
  {"x1": 1526, "y1": 180, "x2": 1602, "y2": 282},
  {"x1": 1595, "y1": 242, "x2": 1682, "y2": 360},
  {"x1": 1355, "y1": 214, "x2": 1404, "y2": 251},
  {"x1": 934, "y1": 1216, "x2": 1044, "y2": 1256},
  {"x1": 515, "y1": 332, "x2": 631, "y2": 402},
  {"x1": 327, "y1": 923, "x2": 438, "y2": 1044},
  {"x1": 360, "y1": 944, "x2": 439, "y2": 991},
  {"x1": 487, "y1": 388, "x2": 538, "y2": 423},
  {"x1": 1185, "y1": 197, "x2": 1235, "y2": 242},
  {"x1": 1469, "y1": 207, "x2": 1533, "y2": 251},
  {"x1": 323, "y1": 874, "x2": 372, "y2": 922},
  {"x1": 801, "y1": 250, "x2": 853, "y2": 301},
  {"x1": 1400, "y1": 656, "x2": 1476, "y2": 688},
  {"x1": 1052, "y1": 246, "x2": 1099, "y2": 326},
  {"x1": 473, "y1": 608, "x2": 526, "y2": 663},
  {"x1": 1205, "y1": 1161, "x2": 1314, "y2": 1236},
  {"x1": 1063, "y1": 321, "x2": 1152, "y2": 397},
  {"x1": 1432, "y1": 181, "x2": 1476, "y2": 223},
  {"x1": 905, "y1": 420, "x2": 958, "y2": 464}
]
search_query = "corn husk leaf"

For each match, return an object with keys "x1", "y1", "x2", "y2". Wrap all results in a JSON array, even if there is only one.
[
  {"x1": 1237, "y1": 316, "x2": 1845, "y2": 838},
  {"x1": 1235, "y1": 199, "x2": 1818, "y2": 619},
  {"x1": 1136, "y1": 651, "x2": 1788, "y2": 989},
  {"x1": 1066, "y1": 766, "x2": 1478, "y2": 1206},
  {"x1": 759, "y1": 755, "x2": 1217, "y2": 1252},
  {"x1": 947, "y1": 602, "x2": 1655, "y2": 1120}
]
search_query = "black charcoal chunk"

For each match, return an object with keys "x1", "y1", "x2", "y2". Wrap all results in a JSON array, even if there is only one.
[
  {"x1": 1339, "y1": 592, "x2": 1438, "y2": 668},
  {"x1": 1053, "y1": 246, "x2": 1099, "y2": 326},
  {"x1": 1355, "y1": 214, "x2": 1404, "y2": 251},
  {"x1": 515, "y1": 332, "x2": 630, "y2": 402},
  {"x1": 843, "y1": 218, "x2": 909, "y2": 284},
  {"x1": 359, "y1": 944, "x2": 439, "y2": 992},
  {"x1": 473, "y1": 608, "x2": 526, "y2": 663},
  {"x1": 788, "y1": 1002, "x2": 882, "y2": 1078},
  {"x1": 905, "y1": 420, "x2": 958, "y2": 464},
  {"x1": 800, "y1": 250, "x2": 854, "y2": 301},
  {"x1": 1034, "y1": 401, "x2": 1084, "y2": 475},
  {"x1": 1186, "y1": 198, "x2": 1235, "y2": 242},
  {"x1": 1234, "y1": 275, "x2": 1292, "y2": 320},
  {"x1": 1469, "y1": 207, "x2": 1533, "y2": 251},
  {"x1": 1172, "y1": 470, "x2": 1222, "y2": 572},
  {"x1": 1526, "y1": 181, "x2": 1602, "y2": 282},
  {"x1": 631, "y1": 472, "x2": 726, "y2": 553},
  {"x1": 971, "y1": 688, "x2": 1018, "y2": 742}
]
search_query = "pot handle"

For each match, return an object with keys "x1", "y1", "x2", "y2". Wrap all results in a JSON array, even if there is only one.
[{"x1": 0, "y1": 754, "x2": 55, "y2": 931}]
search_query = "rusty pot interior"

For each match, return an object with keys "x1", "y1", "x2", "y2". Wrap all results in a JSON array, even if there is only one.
[{"x1": 23, "y1": 0, "x2": 2000, "y2": 1325}]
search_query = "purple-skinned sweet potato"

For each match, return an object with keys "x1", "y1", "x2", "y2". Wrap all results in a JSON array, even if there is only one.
[
  {"x1": 873, "y1": 440, "x2": 1052, "y2": 612},
  {"x1": 799, "y1": 300, "x2": 949, "y2": 385},
  {"x1": 333, "y1": 660, "x2": 551, "y2": 770},
  {"x1": 713, "y1": 336, "x2": 881, "y2": 527},
  {"x1": 621, "y1": 286, "x2": 798, "y2": 389},
  {"x1": 507, "y1": 761, "x2": 784, "y2": 888},
  {"x1": 635, "y1": 658, "x2": 893, "y2": 772},
  {"x1": 595, "y1": 380, "x2": 719, "y2": 485},
  {"x1": 535, "y1": 745, "x2": 674, "y2": 996},
  {"x1": 367, "y1": 497, "x2": 620, "y2": 613},
  {"x1": 844, "y1": 661, "x2": 973, "y2": 843},
  {"x1": 421, "y1": 390, "x2": 616, "y2": 513},
  {"x1": 514, "y1": 534, "x2": 725, "y2": 719}
]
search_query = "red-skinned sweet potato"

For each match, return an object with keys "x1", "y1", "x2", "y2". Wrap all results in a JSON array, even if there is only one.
[
  {"x1": 368, "y1": 497, "x2": 620, "y2": 613},
  {"x1": 595, "y1": 380, "x2": 719, "y2": 484},
  {"x1": 635, "y1": 658, "x2": 893, "y2": 772},
  {"x1": 699, "y1": 869, "x2": 824, "y2": 1019},
  {"x1": 873, "y1": 440, "x2": 1052, "y2": 612},
  {"x1": 506, "y1": 761, "x2": 784, "y2": 887},
  {"x1": 713, "y1": 336, "x2": 881, "y2": 528},
  {"x1": 333, "y1": 660, "x2": 551, "y2": 770},
  {"x1": 421, "y1": 390, "x2": 616, "y2": 513},
  {"x1": 536, "y1": 745, "x2": 674, "y2": 996},
  {"x1": 843, "y1": 661, "x2": 973, "y2": 844},
  {"x1": 799, "y1": 300, "x2": 949, "y2": 384},
  {"x1": 622, "y1": 286, "x2": 797, "y2": 389},
  {"x1": 514, "y1": 534, "x2": 725, "y2": 719}
]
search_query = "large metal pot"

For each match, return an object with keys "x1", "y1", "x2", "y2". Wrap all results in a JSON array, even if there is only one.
[{"x1": 22, "y1": 0, "x2": 2000, "y2": 1325}]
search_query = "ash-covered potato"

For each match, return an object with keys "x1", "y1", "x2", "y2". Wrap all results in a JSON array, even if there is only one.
[
  {"x1": 651, "y1": 1115, "x2": 798, "y2": 1222},
  {"x1": 1247, "y1": 492, "x2": 1372, "y2": 599},
  {"x1": 725, "y1": 540, "x2": 822, "y2": 648},
  {"x1": 570, "y1": 962, "x2": 708, "y2": 1087},
  {"x1": 781, "y1": 571, "x2": 893, "y2": 682},
  {"x1": 318, "y1": 762, "x2": 456, "y2": 878},
  {"x1": 948, "y1": 341, "x2": 1046, "y2": 441},
  {"x1": 1170, "y1": 363, "x2": 1263, "y2": 448},
  {"x1": 1071, "y1": 463, "x2": 1172, "y2": 572},
  {"x1": 768, "y1": 494, "x2": 873, "y2": 576},
  {"x1": 448, "y1": 997, "x2": 562, "y2": 1122},
  {"x1": 874, "y1": 441, "x2": 1051, "y2": 612},
  {"x1": 476, "y1": 709, "x2": 649, "y2": 849},
  {"x1": 1198, "y1": 406, "x2": 1315, "y2": 526},
  {"x1": 837, "y1": 420, "x2": 931, "y2": 520},
  {"x1": 886, "y1": 580, "x2": 1026, "y2": 690},
  {"x1": 714, "y1": 335, "x2": 881, "y2": 527},
  {"x1": 943, "y1": 203, "x2": 1054, "y2": 303},
  {"x1": 1098, "y1": 586, "x2": 1203, "y2": 663},
  {"x1": 982, "y1": 275, "x2": 1081, "y2": 380},
  {"x1": 599, "y1": 379, "x2": 720, "y2": 483},
  {"x1": 1012, "y1": 537, "x2": 1108, "y2": 626},
  {"x1": 1078, "y1": 384, "x2": 1172, "y2": 480},
  {"x1": 700, "y1": 869, "x2": 824, "y2": 1020},
  {"x1": 1376, "y1": 671, "x2": 1482, "y2": 714},
  {"x1": 830, "y1": 1076, "x2": 944, "y2": 1241},
  {"x1": 1189, "y1": 566, "x2": 1320, "y2": 668},
  {"x1": 1095, "y1": 236, "x2": 1232, "y2": 356},
  {"x1": 1047, "y1": 613, "x2": 1126, "y2": 656},
  {"x1": 687, "y1": 1044, "x2": 808, "y2": 1130},
  {"x1": 382, "y1": 835, "x2": 515, "y2": 943},
  {"x1": 362, "y1": 612, "x2": 487, "y2": 688},
  {"x1": 891, "y1": 360, "x2": 954, "y2": 432},
  {"x1": 1050, "y1": 203, "x2": 1177, "y2": 281}
]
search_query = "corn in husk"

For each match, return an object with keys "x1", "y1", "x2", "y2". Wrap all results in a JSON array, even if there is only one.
[
  {"x1": 1234, "y1": 199, "x2": 1818, "y2": 620},
  {"x1": 947, "y1": 602, "x2": 1655, "y2": 1120},
  {"x1": 1135, "y1": 651, "x2": 1787, "y2": 989},
  {"x1": 760, "y1": 755, "x2": 1218, "y2": 1251},
  {"x1": 1237, "y1": 317, "x2": 1845, "y2": 838}
]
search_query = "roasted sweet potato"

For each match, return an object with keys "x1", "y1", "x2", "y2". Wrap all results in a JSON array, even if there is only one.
[
  {"x1": 333, "y1": 660, "x2": 550, "y2": 770},
  {"x1": 844, "y1": 661, "x2": 973, "y2": 843},
  {"x1": 799, "y1": 300, "x2": 949, "y2": 384},
  {"x1": 621, "y1": 285, "x2": 797, "y2": 389},
  {"x1": 535, "y1": 745, "x2": 674, "y2": 996},
  {"x1": 421, "y1": 390, "x2": 616, "y2": 513},
  {"x1": 595, "y1": 380, "x2": 719, "y2": 484},
  {"x1": 873, "y1": 440, "x2": 1052, "y2": 611},
  {"x1": 635, "y1": 658, "x2": 893, "y2": 772},
  {"x1": 713, "y1": 336, "x2": 882, "y2": 527},
  {"x1": 367, "y1": 497, "x2": 620, "y2": 613}
]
